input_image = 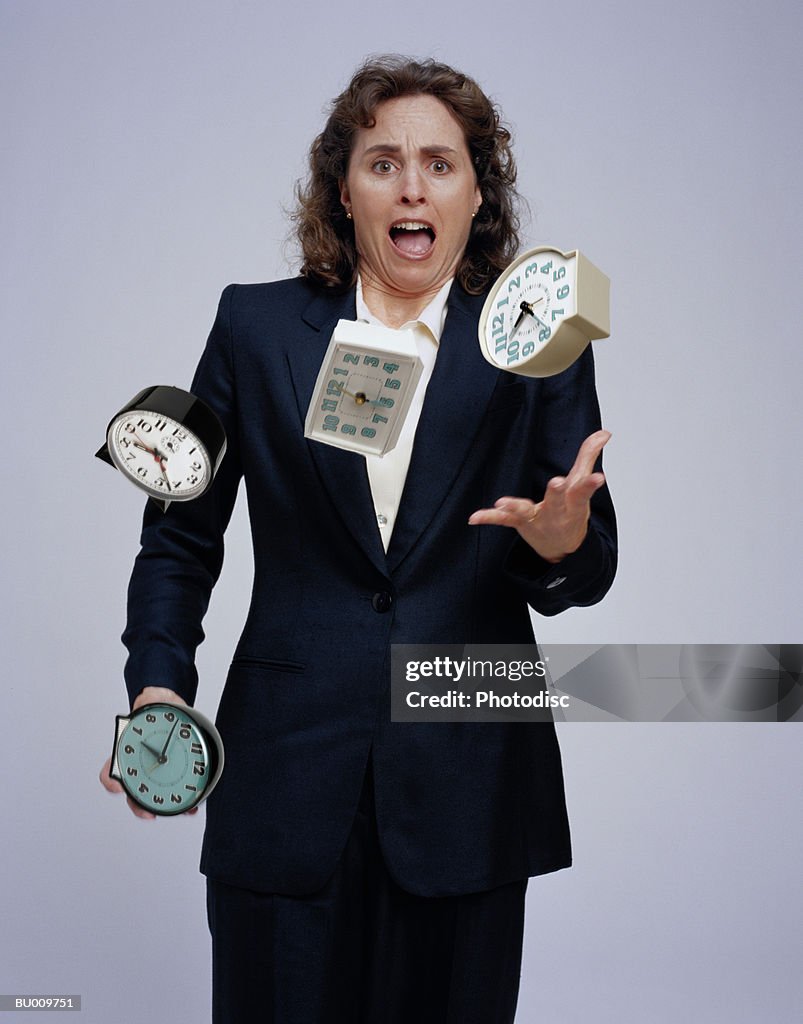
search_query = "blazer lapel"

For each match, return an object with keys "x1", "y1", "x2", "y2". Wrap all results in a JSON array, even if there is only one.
[
  {"x1": 386, "y1": 285, "x2": 498, "y2": 572},
  {"x1": 287, "y1": 286, "x2": 388, "y2": 576}
]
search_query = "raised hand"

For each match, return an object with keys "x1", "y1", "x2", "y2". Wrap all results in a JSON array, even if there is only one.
[{"x1": 468, "y1": 430, "x2": 611, "y2": 563}]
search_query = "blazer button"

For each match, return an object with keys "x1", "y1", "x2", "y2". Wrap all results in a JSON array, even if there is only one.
[{"x1": 372, "y1": 591, "x2": 393, "y2": 613}]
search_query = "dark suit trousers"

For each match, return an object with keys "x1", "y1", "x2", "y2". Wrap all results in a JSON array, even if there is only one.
[{"x1": 206, "y1": 761, "x2": 528, "y2": 1024}]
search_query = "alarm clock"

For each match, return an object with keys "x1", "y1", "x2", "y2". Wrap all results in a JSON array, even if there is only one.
[
  {"x1": 304, "y1": 319, "x2": 423, "y2": 457},
  {"x1": 479, "y1": 247, "x2": 610, "y2": 377},
  {"x1": 96, "y1": 385, "x2": 227, "y2": 511},
  {"x1": 109, "y1": 702, "x2": 224, "y2": 816}
]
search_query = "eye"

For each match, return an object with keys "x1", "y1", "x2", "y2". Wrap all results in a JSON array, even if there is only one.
[
  {"x1": 372, "y1": 160, "x2": 396, "y2": 174},
  {"x1": 429, "y1": 159, "x2": 451, "y2": 174}
]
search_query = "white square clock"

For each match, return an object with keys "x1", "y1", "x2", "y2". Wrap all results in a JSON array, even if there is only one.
[{"x1": 304, "y1": 319, "x2": 424, "y2": 457}]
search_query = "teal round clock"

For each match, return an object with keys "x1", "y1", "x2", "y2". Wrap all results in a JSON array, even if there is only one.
[{"x1": 109, "y1": 703, "x2": 224, "y2": 816}]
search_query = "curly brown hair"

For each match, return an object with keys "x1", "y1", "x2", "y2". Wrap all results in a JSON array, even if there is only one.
[{"x1": 293, "y1": 55, "x2": 520, "y2": 295}]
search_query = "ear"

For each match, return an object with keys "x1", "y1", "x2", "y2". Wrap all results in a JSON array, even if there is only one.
[
  {"x1": 339, "y1": 178, "x2": 350, "y2": 211},
  {"x1": 473, "y1": 184, "x2": 482, "y2": 217}
]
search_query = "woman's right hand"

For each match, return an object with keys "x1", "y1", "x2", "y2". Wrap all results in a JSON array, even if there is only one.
[{"x1": 99, "y1": 686, "x2": 194, "y2": 819}]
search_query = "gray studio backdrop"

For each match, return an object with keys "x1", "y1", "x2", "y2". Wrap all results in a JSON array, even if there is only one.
[{"x1": 2, "y1": 1, "x2": 801, "y2": 1022}]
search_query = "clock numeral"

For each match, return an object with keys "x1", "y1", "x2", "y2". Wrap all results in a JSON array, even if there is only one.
[
  {"x1": 153, "y1": 418, "x2": 167, "y2": 431},
  {"x1": 551, "y1": 309, "x2": 564, "y2": 322},
  {"x1": 125, "y1": 452, "x2": 136, "y2": 462},
  {"x1": 321, "y1": 399, "x2": 338, "y2": 412},
  {"x1": 495, "y1": 294, "x2": 509, "y2": 308},
  {"x1": 146, "y1": 713, "x2": 157, "y2": 723},
  {"x1": 540, "y1": 261, "x2": 553, "y2": 276},
  {"x1": 556, "y1": 284, "x2": 570, "y2": 300},
  {"x1": 491, "y1": 314, "x2": 505, "y2": 337},
  {"x1": 323, "y1": 415, "x2": 339, "y2": 432},
  {"x1": 138, "y1": 783, "x2": 150, "y2": 794},
  {"x1": 327, "y1": 380, "x2": 343, "y2": 396},
  {"x1": 153, "y1": 795, "x2": 164, "y2": 805},
  {"x1": 124, "y1": 744, "x2": 135, "y2": 755},
  {"x1": 171, "y1": 794, "x2": 183, "y2": 804},
  {"x1": 136, "y1": 467, "x2": 148, "y2": 478},
  {"x1": 361, "y1": 428, "x2": 376, "y2": 439},
  {"x1": 132, "y1": 727, "x2": 143, "y2": 736},
  {"x1": 507, "y1": 274, "x2": 520, "y2": 293},
  {"x1": 553, "y1": 267, "x2": 566, "y2": 281},
  {"x1": 173, "y1": 428, "x2": 188, "y2": 441},
  {"x1": 180, "y1": 725, "x2": 192, "y2": 740},
  {"x1": 372, "y1": 414, "x2": 388, "y2": 425},
  {"x1": 126, "y1": 767, "x2": 138, "y2": 777},
  {"x1": 191, "y1": 461, "x2": 203, "y2": 472},
  {"x1": 377, "y1": 396, "x2": 394, "y2": 408},
  {"x1": 193, "y1": 762, "x2": 206, "y2": 776},
  {"x1": 363, "y1": 356, "x2": 379, "y2": 367},
  {"x1": 191, "y1": 742, "x2": 203, "y2": 756},
  {"x1": 333, "y1": 367, "x2": 348, "y2": 376},
  {"x1": 507, "y1": 340, "x2": 520, "y2": 365},
  {"x1": 539, "y1": 327, "x2": 551, "y2": 342},
  {"x1": 341, "y1": 424, "x2": 356, "y2": 435},
  {"x1": 522, "y1": 342, "x2": 535, "y2": 358},
  {"x1": 384, "y1": 379, "x2": 401, "y2": 390},
  {"x1": 136, "y1": 419, "x2": 153, "y2": 433},
  {"x1": 495, "y1": 338, "x2": 507, "y2": 354},
  {"x1": 525, "y1": 261, "x2": 539, "y2": 278},
  {"x1": 185, "y1": 784, "x2": 198, "y2": 793},
  {"x1": 382, "y1": 362, "x2": 399, "y2": 374},
  {"x1": 342, "y1": 353, "x2": 359, "y2": 365},
  {"x1": 164, "y1": 711, "x2": 176, "y2": 722}
]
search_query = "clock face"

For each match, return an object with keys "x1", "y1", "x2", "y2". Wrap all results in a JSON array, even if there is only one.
[
  {"x1": 480, "y1": 249, "x2": 578, "y2": 371},
  {"x1": 107, "y1": 410, "x2": 211, "y2": 501},
  {"x1": 116, "y1": 704, "x2": 211, "y2": 815},
  {"x1": 305, "y1": 321, "x2": 424, "y2": 457}
]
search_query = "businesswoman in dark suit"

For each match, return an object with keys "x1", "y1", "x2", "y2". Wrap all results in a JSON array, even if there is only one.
[{"x1": 101, "y1": 56, "x2": 616, "y2": 1024}]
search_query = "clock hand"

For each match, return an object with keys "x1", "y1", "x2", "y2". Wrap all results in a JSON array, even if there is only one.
[
  {"x1": 509, "y1": 297, "x2": 546, "y2": 341},
  {"x1": 133, "y1": 435, "x2": 170, "y2": 463},
  {"x1": 332, "y1": 382, "x2": 372, "y2": 405},
  {"x1": 159, "y1": 719, "x2": 180, "y2": 761},
  {"x1": 133, "y1": 436, "x2": 173, "y2": 488}
]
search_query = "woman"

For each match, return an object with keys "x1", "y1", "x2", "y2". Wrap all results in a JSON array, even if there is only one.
[{"x1": 102, "y1": 55, "x2": 616, "y2": 1023}]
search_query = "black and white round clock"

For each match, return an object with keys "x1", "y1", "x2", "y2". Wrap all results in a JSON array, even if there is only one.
[{"x1": 96, "y1": 385, "x2": 226, "y2": 511}]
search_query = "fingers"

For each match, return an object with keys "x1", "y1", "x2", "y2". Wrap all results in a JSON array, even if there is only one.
[
  {"x1": 126, "y1": 796, "x2": 157, "y2": 821},
  {"x1": 467, "y1": 497, "x2": 537, "y2": 528},
  {"x1": 566, "y1": 429, "x2": 611, "y2": 484},
  {"x1": 99, "y1": 756, "x2": 123, "y2": 794}
]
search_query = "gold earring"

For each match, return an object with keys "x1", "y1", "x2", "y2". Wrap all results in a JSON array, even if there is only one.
[{"x1": 346, "y1": 211, "x2": 352, "y2": 220}]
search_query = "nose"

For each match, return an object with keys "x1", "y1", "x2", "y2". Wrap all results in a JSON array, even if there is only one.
[{"x1": 399, "y1": 164, "x2": 426, "y2": 205}]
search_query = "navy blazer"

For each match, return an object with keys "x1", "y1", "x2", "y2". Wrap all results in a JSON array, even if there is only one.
[{"x1": 122, "y1": 276, "x2": 617, "y2": 897}]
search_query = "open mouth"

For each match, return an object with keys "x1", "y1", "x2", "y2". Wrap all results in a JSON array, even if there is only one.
[{"x1": 389, "y1": 221, "x2": 436, "y2": 257}]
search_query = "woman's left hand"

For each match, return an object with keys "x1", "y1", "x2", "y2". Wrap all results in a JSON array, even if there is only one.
[{"x1": 468, "y1": 429, "x2": 611, "y2": 564}]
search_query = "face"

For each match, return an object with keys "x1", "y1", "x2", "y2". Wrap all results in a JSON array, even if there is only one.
[{"x1": 339, "y1": 94, "x2": 482, "y2": 304}]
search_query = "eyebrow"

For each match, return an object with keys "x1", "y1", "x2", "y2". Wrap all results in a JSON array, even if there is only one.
[{"x1": 360, "y1": 144, "x2": 460, "y2": 157}]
